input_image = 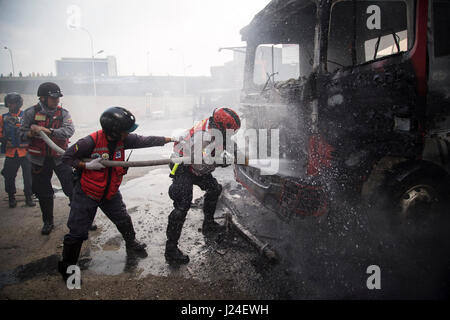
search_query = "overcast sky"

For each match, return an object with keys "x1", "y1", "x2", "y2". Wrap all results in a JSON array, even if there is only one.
[{"x1": 0, "y1": 0, "x2": 270, "y2": 77}]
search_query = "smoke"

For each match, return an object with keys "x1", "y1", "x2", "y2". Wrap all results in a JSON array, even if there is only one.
[{"x1": 0, "y1": 0, "x2": 271, "y2": 77}]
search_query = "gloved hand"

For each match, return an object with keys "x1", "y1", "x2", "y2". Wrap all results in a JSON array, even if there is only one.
[
  {"x1": 85, "y1": 158, "x2": 106, "y2": 171},
  {"x1": 171, "y1": 135, "x2": 184, "y2": 143},
  {"x1": 30, "y1": 124, "x2": 51, "y2": 135}
]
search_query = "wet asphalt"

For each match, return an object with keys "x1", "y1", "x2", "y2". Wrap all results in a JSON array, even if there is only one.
[
  {"x1": 79, "y1": 164, "x2": 450, "y2": 299},
  {"x1": 1, "y1": 117, "x2": 449, "y2": 299}
]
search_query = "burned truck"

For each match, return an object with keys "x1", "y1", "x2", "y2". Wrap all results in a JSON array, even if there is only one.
[{"x1": 235, "y1": 0, "x2": 450, "y2": 221}]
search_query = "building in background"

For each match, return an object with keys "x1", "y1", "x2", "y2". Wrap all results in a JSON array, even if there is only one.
[
  {"x1": 210, "y1": 45, "x2": 300, "y2": 89},
  {"x1": 210, "y1": 49, "x2": 246, "y2": 89},
  {"x1": 55, "y1": 56, "x2": 118, "y2": 77}
]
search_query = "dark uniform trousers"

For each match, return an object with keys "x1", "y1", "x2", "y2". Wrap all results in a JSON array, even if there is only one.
[
  {"x1": 31, "y1": 157, "x2": 74, "y2": 200},
  {"x1": 1, "y1": 154, "x2": 32, "y2": 196},
  {"x1": 64, "y1": 182, "x2": 135, "y2": 247},
  {"x1": 167, "y1": 165, "x2": 222, "y2": 247}
]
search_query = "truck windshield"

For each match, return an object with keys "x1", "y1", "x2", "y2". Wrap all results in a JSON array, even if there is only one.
[
  {"x1": 243, "y1": 0, "x2": 317, "y2": 93},
  {"x1": 253, "y1": 44, "x2": 302, "y2": 86},
  {"x1": 327, "y1": 0, "x2": 416, "y2": 72}
]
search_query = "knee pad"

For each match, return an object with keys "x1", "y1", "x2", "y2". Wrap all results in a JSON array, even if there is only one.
[
  {"x1": 169, "y1": 183, "x2": 187, "y2": 201},
  {"x1": 207, "y1": 183, "x2": 222, "y2": 198},
  {"x1": 169, "y1": 186, "x2": 192, "y2": 211},
  {"x1": 216, "y1": 183, "x2": 223, "y2": 195},
  {"x1": 168, "y1": 184, "x2": 177, "y2": 200},
  {"x1": 168, "y1": 208, "x2": 188, "y2": 224}
]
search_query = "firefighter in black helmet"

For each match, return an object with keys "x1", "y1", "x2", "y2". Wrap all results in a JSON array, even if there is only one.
[
  {"x1": 37, "y1": 82, "x2": 64, "y2": 98},
  {"x1": 0, "y1": 92, "x2": 35, "y2": 207},
  {"x1": 19, "y1": 82, "x2": 75, "y2": 235},
  {"x1": 58, "y1": 106, "x2": 176, "y2": 282}
]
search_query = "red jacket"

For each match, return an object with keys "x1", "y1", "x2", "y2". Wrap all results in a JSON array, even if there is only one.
[
  {"x1": 80, "y1": 130, "x2": 127, "y2": 201},
  {"x1": 173, "y1": 118, "x2": 209, "y2": 156},
  {"x1": 27, "y1": 105, "x2": 69, "y2": 157},
  {"x1": 173, "y1": 118, "x2": 223, "y2": 176}
]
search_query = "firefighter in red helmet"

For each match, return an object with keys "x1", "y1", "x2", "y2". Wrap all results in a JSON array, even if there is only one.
[{"x1": 165, "y1": 107, "x2": 241, "y2": 265}]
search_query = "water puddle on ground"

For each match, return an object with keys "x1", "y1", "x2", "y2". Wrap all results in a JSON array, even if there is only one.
[
  {"x1": 0, "y1": 254, "x2": 60, "y2": 289},
  {"x1": 86, "y1": 168, "x2": 218, "y2": 280}
]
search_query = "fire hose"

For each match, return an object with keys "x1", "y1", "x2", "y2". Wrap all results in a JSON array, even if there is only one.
[
  {"x1": 40, "y1": 132, "x2": 275, "y2": 260},
  {"x1": 38, "y1": 131, "x2": 190, "y2": 167}
]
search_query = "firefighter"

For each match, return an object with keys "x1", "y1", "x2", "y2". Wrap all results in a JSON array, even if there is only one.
[
  {"x1": 58, "y1": 106, "x2": 176, "y2": 281},
  {"x1": 19, "y1": 82, "x2": 75, "y2": 235},
  {"x1": 0, "y1": 93, "x2": 35, "y2": 208},
  {"x1": 165, "y1": 107, "x2": 241, "y2": 265}
]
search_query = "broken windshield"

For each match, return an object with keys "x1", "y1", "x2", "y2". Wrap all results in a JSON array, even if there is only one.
[
  {"x1": 244, "y1": 1, "x2": 317, "y2": 95},
  {"x1": 253, "y1": 44, "x2": 303, "y2": 87},
  {"x1": 327, "y1": 0, "x2": 416, "y2": 72}
]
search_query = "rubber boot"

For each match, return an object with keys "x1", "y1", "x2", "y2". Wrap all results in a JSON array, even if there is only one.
[
  {"x1": 58, "y1": 240, "x2": 83, "y2": 282},
  {"x1": 8, "y1": 193, "x2": 17, "y2": 208},
  {"x1": 165, "y1": 208, "x2": 189, "y2": 265},
  {"x1": 25, "y1": 194, "x2": 36, "y2": 207},
  {"x1": 202, "y1": 219, "x2": 226, "y2": 234},
  {"x1": 165, "y1": 241, "x2": 190, "y2": 265},
  {"x1": 39, "y1": 197, "x2": 54, "y2": 235},
  {"x1": 116, "y1": 220, "x2": 147, "y2": 257}
]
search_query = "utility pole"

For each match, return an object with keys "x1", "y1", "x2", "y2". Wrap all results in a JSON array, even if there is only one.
[
  {"x1": 79, "y1": 27, "x2": 97, "y2": 96},
  {"x1": 4, "y1": 46, "x2": 15, "y2": 76},
  {"x1": 147, "y1": 51, "x2": 151, "y2": 75}
]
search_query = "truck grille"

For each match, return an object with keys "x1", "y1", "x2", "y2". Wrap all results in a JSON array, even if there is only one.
[{"x1": 279, "y1": 180, "x2": 328, "y2": 217}]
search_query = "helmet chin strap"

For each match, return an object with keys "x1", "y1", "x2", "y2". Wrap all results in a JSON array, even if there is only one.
[
  {"x1": 105, "y1": 131, "x2": 121, "y2": 141},
  {"x1": 40, "y1": 97, "x2": 49, "y2": 107},
  {"x1": 209, "y1": 116, "x2": 218, "y2": 129},
  {"x1": 11, "y1": 106, "x2": 21, "y2": 114}
]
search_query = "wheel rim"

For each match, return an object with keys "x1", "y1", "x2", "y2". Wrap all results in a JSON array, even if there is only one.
[{"x1": 399, "y1": 184, "x2": 438, "y2": 218}]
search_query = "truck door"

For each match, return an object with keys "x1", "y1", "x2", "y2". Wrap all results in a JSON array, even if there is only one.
[
  {"x1": 322, "y1": 0, "x2": 419, "y2": 175},
  {"x1": 423, "y1": 0, "x2": 450, "y2": 172}
]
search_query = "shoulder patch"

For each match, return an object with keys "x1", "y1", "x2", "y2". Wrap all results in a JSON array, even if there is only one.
[{"x1": 34, "y1": 114, "x2": 46, "y2": 121}]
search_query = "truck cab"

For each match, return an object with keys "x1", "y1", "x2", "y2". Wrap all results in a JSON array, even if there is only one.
[{"x1": 235, "y1": 0, "x2": 450, "y2": 220}]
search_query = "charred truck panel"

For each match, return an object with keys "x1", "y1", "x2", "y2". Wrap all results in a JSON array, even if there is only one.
[{"x1": 235, "y1": 0, "x2": 450, "y2": 220}]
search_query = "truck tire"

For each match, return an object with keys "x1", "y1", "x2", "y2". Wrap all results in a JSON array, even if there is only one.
[{"x1": 386, "y1": 170, "x2": 449, "y2": 232}]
